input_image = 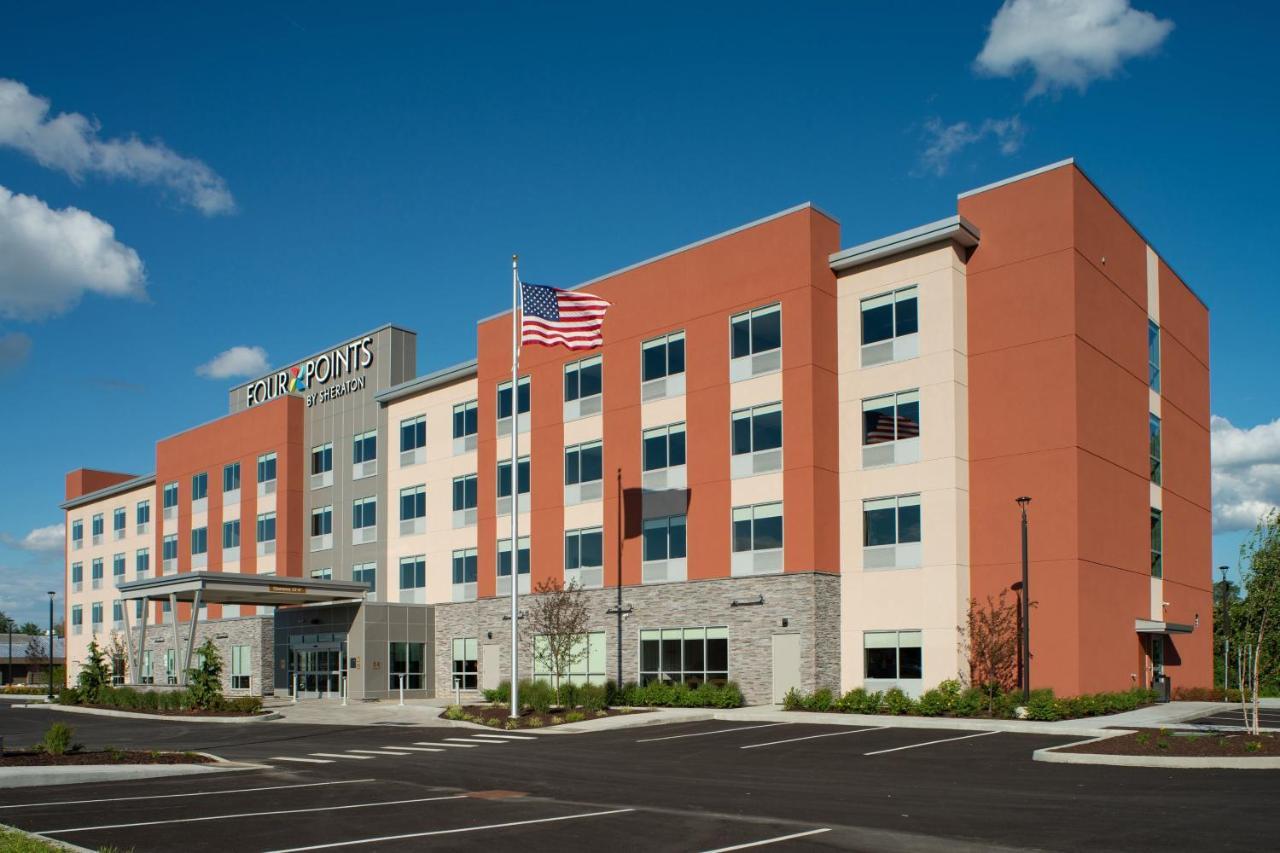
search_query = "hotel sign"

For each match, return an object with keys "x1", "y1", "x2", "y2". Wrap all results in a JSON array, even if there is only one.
[{"x1": 245, "y1": 335, "x2": 375, "y2": 409}]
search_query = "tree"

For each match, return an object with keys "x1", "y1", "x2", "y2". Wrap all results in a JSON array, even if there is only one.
[
  {"x1": 1238, "y1": 509, "x2": 1280, "y2": 735},
  {"x1": 525, "y1": 578, "x2": 591, "y2": 707},
  {"x1": 76, "y1": 638, "x2": 111, "y2": 703},
  {"x1": 188, "y1": 639, "x2": 224, "y2": 710},
  {"x1": 958, "y1": 591, "x2": 1022, "y2": 713},
  {"x1": 24, "y1": 636, "x2": 46, "y2": 678},
  {"x1": 17, "y1": 622, "x2": 40, "y2": 636},
  {"x1": 107, "y1": 633, "x2": 128, "y2": 684}
]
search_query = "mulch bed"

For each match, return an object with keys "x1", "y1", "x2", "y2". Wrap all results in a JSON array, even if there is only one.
[
  {"x1": 1062, "y1": 729, "x2": 1280, "y2": 757},
  {"x1": 0, "y1": 750, "x2": 214, "y2": 767},
  {"x1": 65, "y1": 703, "x2": 266, "y2": 718},
  {"x1": 458, "y1": 705, "x2": 646, "y2": 729}
]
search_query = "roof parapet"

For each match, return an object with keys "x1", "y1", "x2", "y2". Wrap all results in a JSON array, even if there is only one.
[{"x1": 829, "y1": 215, "x2": 980, "y2": 272}]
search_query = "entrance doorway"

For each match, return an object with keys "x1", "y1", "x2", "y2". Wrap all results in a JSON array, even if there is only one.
[{"x1": 290, "y1": 641, "x2": 347, "y2": 699}]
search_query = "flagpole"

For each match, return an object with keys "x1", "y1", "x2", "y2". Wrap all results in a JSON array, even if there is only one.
[{"x1": 509, "y1": 254, "x2": 521, "y2": 720}]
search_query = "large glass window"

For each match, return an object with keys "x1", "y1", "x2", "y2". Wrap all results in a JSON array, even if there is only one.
[
  {"x1": 565, "y1": 527, "x2": 603, "y2": 574},
  {"x1": 497, "y1": 537, "x2": 530, "y2": 577},
  {"x1": 1149, "y1": 414, "x2": 1162, "y2": 485},
  {"x1": 732, "y1": 503, "x2": 783, "y2": 553},
  {"x1": 311, "y1": 506, "x2": 332, "y2": 536},
  {"x1": 565, "y1": 441, "x2": 603, "y2": 486},
  {"x1": 497, "y1": 376, "x2": 531, "y2": 419},
  {"x1": 352, "y1": 430, "x2": 377, "y2": 464},
  {"x1": 1148, "y1": 320, "x2": 1161, "y2": 392},
  {"x1": 452, "y1": 474, "x2": 478, "y2": 511},
  {"x1": 113, "y1": 507, "x2": 126, "y2": 533},
  {"x1": 643, "y1": 423, "x2": 686, "y2": 471},
  {"x1": 191, "y1": 526, "x2": 207, "y2": 555},
  {"x1": 400, "y1": 415, "x2": 426, "y2": 453},
  {"x1": 453, "y1": 400, "x2": 479, "y2": 439},
  {"x1": 497, "y1": 456, "x2": 530, "y2": 498},
  {"x1": 864, "y1": 630, "x2": 923, "y2": 680},
  {"x1": 222, "y1": 462, "x2": 241, "y2": 493},
  {"x1": 863, "y1": 495, "x2": 921, "y2": 546},
  {"x1": 400, "y1": 485, "x2": 426, "y2": 521},
  {"x1": 730, "y1": 304, "x2": 781, "y2": 359},
  {"x1": 231, "y1": 645, "x2": 251, "y2": 690},
  {"x1": 731, "y1": 403, "x2": 782, "y2": 455},
  {"x1": 642, "y1": 332, "x2": 685, "y2": 382},
  {"x1": 451, "y1": 549, "x2": 477, "y2": 585},
  {"x1": 353, "y1": 562, "x2": 377, "y2": 593},
  {"x1": 862, "y1": 391, "x2": 920, "y2": 446},
  {"x1": 191, "y1": 473, "x2": 208, "y2": 502},
  {"x1": 639, "y1": 627, "x2": 728, "y2": 687},
  {"x1": 352, "y1": 496, "x2": 377, "y2": 530},
  {"x1": 162, "y1": 482, "x2": 178, "y2": 509},
  {"x1": 389, "y1": 641, "x2": 425, "y2": 690},
  {"x1": 861, "y1": 286, "x2": 918, "y2": 346},
  {"x1": 1151, "y1": 509, "x2": 1163, "y2": 578},
  {"x1": 135, "y1": 549, "x2": 149, "y2": 576},
  {"x1": 399, "y1": 555, "x2": 426, "y2": 589},
  {"x1": 112, "y1": 553, "x2": 125, "y2": 579},
  {"x1": 311, "y1": 443, "x2": 333, "y2": 475},
  {"x1": 222, "y1": 520, "x2": 240, "y2": 549},
  {"x1": 256, "y1": 452, "x2": 277, "y2": 484},
  {"x1": 642, "y1": 515, "x2": 687, "y2": 561},
  {"x1": 256, "y1": 512, "x2": 276, "y2": 544},
  {"x1": 136, "y1": 500, "x2": 150, "y2": 527},
  {"x1": 534, "y1": 632, "x2": 607, "y2": 686},
  {"x1": 451, "y1": 638, "x2": 478, "y2": 690},
  {"x1": 564, "y1": 355, "x2": 603, "y2": 402}
]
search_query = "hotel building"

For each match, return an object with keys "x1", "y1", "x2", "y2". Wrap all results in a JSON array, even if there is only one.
[{"x1": 60, "y1": 159, "x2": 1212, "y2": 703}]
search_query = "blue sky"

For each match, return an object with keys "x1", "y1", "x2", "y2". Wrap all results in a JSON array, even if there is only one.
[{"x1": 1, "y1": 1, "x2": 1276, "y2": 623}]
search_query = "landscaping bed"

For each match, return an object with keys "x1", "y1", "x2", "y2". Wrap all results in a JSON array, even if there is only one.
[
  {"x1": 783, "y1": 681, "x2": 1158, "y2": 721},
  {"x1": 445, "y1": 704, "x2": 645, "y2": 729},
  {"x1": 59, "y1": 701, "x2": 270, "y2": 718},
  {"x1": 0, "y1": 749, "x2": 212, "y2": 767},
  {"x1": 1062, "y1": 729, "x2": 1280, "y2": 757}
]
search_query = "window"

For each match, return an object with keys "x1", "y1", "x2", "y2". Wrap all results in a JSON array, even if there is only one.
[
  {"x1": 642, "y1": 331, "x2": 685, "y2": 383},
  {"x1": 731, "y1": 402, "x2": 782, "y2": 477},
  {"x1": 112, "y1": 553, "x2": 125, "y2": 579},
  {"x1": 135, "y1": 548, "x2": 149, "y2": 576},
  {"x1": 643, "y1": 515, "x2": 687, "y2": 562},
  {"x1": 861, "y1": 390, "x2": 920, "y2": 467},
  {"x1": 223, "y1": 462, "x2": 241, "y2": 494},
  {"x1": 1150, "y1": 414, "x2": 1162, "y2": 484},
  {"x1": 730, "y1": 303, "x2": 781, "y2": 358},
  {"x1": 497, "y1": 537, "x2": 531, "y2": 591},
  {"x1": 112, "y1": 600, "x2": 124, "y2": 625},
  {"x1": 352, "y1": 430, "x2": 377, "y2": 477},
  {"x1": 162, "y1": 482, "x2": 178, "y2": 510},
  {"x1": 732, "y1": 502, "x2": 782, "y2": 552},
  {"x1": 353, "y1": 562, "x2": 377, "y2": 594},
  {"x1": 564, "y1": 355, "x2": 603, "y2": 418},
  {"x1": 162, "y1": 534, "x2": 178, "y2": 569},
  {"x1": 191, "y1": 472, "x2": 208, "y2": 503},
  {"x1": 71, "y1": 562, "x2": 83, "y2": 591},
  {"x1": 311, "y1": 506, "x2": 332, "y2": 550},
  {"x1": 565, "y1": 526, "x2": 604, "y2": 588},
  {"x1": 1151, "y1": 509, "x2": 1162, "y2": 578},
  {"x1": 165, "y1": 649, "x2": 177, "y2": 684},
  {"x1": 231, "y1": 645, "x2": 251, "y2": 690},
  {"x1": 256, "y1": 512, "x2": 276, "y2": 547},
  {"x1": 1148, "y1": 320, "x2": 1161, "y2": 392},
  {"x1": 223, "y1": 520, "x2": 241, "y2": 549},
  {"x1": 452, "y1": 474, "x2": 478, "y2": 528},
  {"x1": 399, "y1": 555, "x2": 426, "y2": 589},
  {"x1": 451, "y1": 549, "x2": 477, "y2": 600},
  {"x1": 534, "y1": 631, "x2": 607, "y2": 686},
  {"x1": 91, "y1": 558, "x2": 104, "y2": 588},
  {"x1": 71, "y1": 605, "x2": 83, "y2": 634},
  {"x1": 497, "y1": 376, "x2": 531, "y2": 420},
  {"x1": 352, "y1": 496, "x2": 377, "y2": 543},
  {"x1": 643, "y1": 423, "x2": 686, "y2": 472},
  {"x1": 862, "y1": 494, "x2": 921, "y2": 570},
  {"x1": 389, "y1": 641, "x2": 425, "y2": 690},
  {"x1": 400, "y1": 415, "x2": 426, "y2": 454},
  {"x1": 640, "y1": 627, "x2": 728, "y2": 687},
  {"x1": 400, "y1": 485, "x2": 426, "y2": 520},
  {"x1": 71, "y1": 520, "x2": 83, "y2": 547},
  {"x1": 311, "y1": 442, "x2": 333, "y2": 489},
  {"x1": 91, "y1": 602, "x2": 103, "y2": 628},
  {"x1": 257, "y1": 452, "x2": 277, "y2": 488},
  {"x1": 860, "y1": 286, "x2": 919, "y2": 366},
  {"x1": 191, "y1": 526, "x2": 207, "y2": 555},
  {"x1": 311, "y1": 568, "x2": 332, "y2": 580},
  {"x1": 864, "y1": 630, "x2": 923, "y2": 681},
  {"x1": 91, "y1": 513, "x2": 104, "y2": 542},
  {"x1": 565, "y1": 440, "x2": 603, "y2": 502},
  {"x1": 113, "y1": 507, "x2": 126, "y2": 536},
  {"x1": 451, "y1": 638, "x2": 478, "y2": 690},
  {"x1": 453, "y1": 400, "x2": 479, "y2": 441},
  {"x1": 136, "y1": 500, "x2": 150, "y2": 530},
  {"x1": 140, "y1": 649, "x2": 153, "y2": 684},
  {"x1": 497, "y1": 456, "x2": 530, "y2": 513}
]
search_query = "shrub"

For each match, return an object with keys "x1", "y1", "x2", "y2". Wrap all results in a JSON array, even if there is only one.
[
  {"x1": 953, "y1": 687, "x2": 986, "y2": 717},
  {"x1": 223, "y1": 696, "x2": 263, "y2": 714},
  {"x1": 525, "y1": 716, "x2": 545, "y2": 728},
  {"x1": 188, "y1": 640, "x2": 224, "y2": 711},
  {"x1": 522, "y1": 679, "x2": 555, "y2": 714},
  {"x1": 485, "y1": 680, "x2": 512, "y2": 704},
  {"x1": 556, "y1": 681, "x2": 580, "y2": 709},
  {"x1": 442, "y1": 705, "x2": 467, "y2": 721},
  {"x1": 76, "y1": 639, "x2": 112, "y2": 704},
  {"x1": 1024, "y1": 688, "x2": 1061, "y2": 722},
  {"x1": 782, "y1": 687, "x2": 804, "y2": 711},
  {"x1": 484, "y1": 717, "x2": 501, "y2": 727},
  {"x1": 564, "y1": 711, "x2": 586, "y2": 723},
  {"x1": 804, "y1": 688, "x2": 835, "y2": 713},
  {"x1": 579, "y1": 683, "x2": 608, "y2": 712},
  {"x1": 504, "y1": 719, "x2": 520, "y2": 730},
  {"x1": 916, "y1": 680, "x2": 964, "y2": 717},
  {"x1": 881, "y1": 687, "x2": 915, "y2": 716},
  {"x1": 57, "y1": 687, "x2": 82, "y2": 706},
  {"x1": 549, "y1": 715, "x2": 564, "y2": 726},
  {"x1": 38, "y1": 722, "x2": 77, "y2": 756},
  {"x1": 836, "y1": 688, "x2": 883, "y2": 715}
]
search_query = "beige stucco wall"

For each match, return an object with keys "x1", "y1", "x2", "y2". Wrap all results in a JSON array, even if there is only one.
[{"x1": 836, "y1": 242, "x2": 970, "y2": 694}]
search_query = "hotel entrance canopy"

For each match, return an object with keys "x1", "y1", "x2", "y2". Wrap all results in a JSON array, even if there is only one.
[{"x1": 115, "y1": 573, "x2": 369, "y2": 687}]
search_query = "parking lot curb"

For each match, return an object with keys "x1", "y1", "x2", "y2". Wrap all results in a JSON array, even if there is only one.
[
  {"x1": 715, "y1": 709, "x2": 1121, "y2": 737},
  {"x1": 1033, "y1": 736, "x2": 1280, "y2": 769},
  {"x1": 0, "y1": 756, "x2": 263, "y2": 789},
  {"x1": 13, "y1": 703, "x2": 282, "y2": 723},
  {"x1": 1, "y1": 820, "x2": 94, "y2": 852}
]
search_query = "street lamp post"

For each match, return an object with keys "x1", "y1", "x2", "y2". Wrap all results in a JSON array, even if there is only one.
[
  {"x1": 47, "y1": 591, "x2": 56, "y2": 700},
  {"x1": 1219, "y1": 565, "x2": 1230, "y2": 697},
  {"x1": 1016, "y1": 496, "x2": 1032, "y2": 702},
  {"x1": 5, "y1": 617, "x2": 12, "y2": 688}
]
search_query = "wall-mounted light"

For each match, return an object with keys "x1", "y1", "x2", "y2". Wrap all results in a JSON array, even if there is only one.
[
  {"x1": 780, "y1": 618, "x2": 789, "y2": 628},
  {"x1": 730, "y1": 595, "x2": 764, "y2": 608},
  {"x1": 486, "y1": 631, "x2": 493, "y2": 640},
  {"x1": 214, "y1": 633, "x2": 229, "y2": 639}
]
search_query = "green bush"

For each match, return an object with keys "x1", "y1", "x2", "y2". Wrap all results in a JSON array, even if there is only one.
[
  {"x1": 443, "y1": 704, "x2": 467, "y2": 720},
  {"x1": 556, "y1": 681, "x2": 580, "y2": 709},
  {"x1": 953, "y1": 687, "x2": 986, "y2": 717},
  {"x1": 222, "y1": 696, "x2": 263, "y2": 714},
  {"x1": 579, "y1": 683, "x2": 608, "y2": 712},
  {"x1": 916, "y1": 679, "x2": 963, "y2": 717},
  {"x1": 188, "y1": 640, "x2": 224, "y2": 711},
  {"x1": 483, "y1": 680, "x2": 511, "y2": 704},
  {"x1": 615, "y1": 680, "x2": 743, "y2": 709},
  {"x1": 57, "y1": 687, "x2": 81, "y2": 706},
  {"x1": 522, "y1": 679, "x2": 555, "y2": 714},
  {"x1": 782, "y1": 687, "x2": 804, "y2": 711},
  {"x1": 835, "y1": 688, "x2": 883, "y2": 714},
  {"x1": 76, "y1": 639, "x2": 112, "y2": 704},
  {"x1": 881, "y1": 687, "x2": 915, "y2": 715},
  {"x1": 38, "y1": 722, "x2": 77, "y2": 756},
  {"x1": 563, "y1": 710, "x2": 586, "y2": 723},
  {"x1": 804, "y1": 687, "x2": 835, "y2": 713},
  {"x1": 1024, "y1": 688, "x2": 1061, "y2": 721}
]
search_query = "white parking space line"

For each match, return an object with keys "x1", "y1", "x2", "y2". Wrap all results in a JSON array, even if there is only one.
[
  {"x1": 700, "y1": 827, "x2": 833, "y2": 851},
  {"x1": 35, "y1": 795, "x2": 467, "y2": 834},
  {"x1": 470, "y1": 733, "x2": 538, "y2": 740},
  {"x1": 347, "y1": 749, "x2": 411, "y2": 756},
  {"x1": 311, "y1": 753, "x2": 373, "y2": 760},
  {"x1": 636, "y1": 723, "x2": 790, "y2": 743},
  {"x1": 385, "y1": 746, "x2": 444, "y2": 752},
  {"x1": 448, "y1": 737, "x2": 500, "y2": 744},
  {"x1": 414, "y1": 741, "x2": 478, "y2": 748},
  {"x1": 271, "y1": 756, "x2": 333, "y2": 764},
  {"x1": 263, "y1": 807, "x2": 637, "y2": 852},
  {"x1": 740, "y1": 727, "x2": 886, "y2": 750},
  {"x1": 863, "y1": 730, "x2": 999, "y2": 756},
  {"x1": 0, "y1": 779, "x2": 374, "y2": 810}
]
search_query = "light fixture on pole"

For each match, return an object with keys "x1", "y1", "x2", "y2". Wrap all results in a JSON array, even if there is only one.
[
  {"x1": 47, "y1": 591, "x2": 56, "y2": 700},
  {"x1": 1015, "y1": 496, "x2": 1032, "y2": 702},
  {"x1": 1219, "y1": 565, "x2": 1230, "y2": 696}
]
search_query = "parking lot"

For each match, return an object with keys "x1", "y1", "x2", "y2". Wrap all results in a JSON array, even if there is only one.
[
  {"x1": 1186, "y1": 704, "x2": 1280, "y2": 730},
  {"x1": 3, "y1": 707, "x2": 1279, "y2": 851}
]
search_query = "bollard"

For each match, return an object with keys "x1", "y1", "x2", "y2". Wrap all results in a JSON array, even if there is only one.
[
  {"x1": 292, "y1": 672, "x2": 298, "y2": 704},
  {"x1": 454, "y1": 675, "x2": 460, "y2": 706},
  {"x1": 341, "y1": 674, "x2": 347, "y2": 707},
  {"x1": 399, "y1": 673, "x2": 405, "y2": 707}
]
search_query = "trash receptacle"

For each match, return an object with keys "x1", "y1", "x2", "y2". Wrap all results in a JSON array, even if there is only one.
[{"x1": 1154, "y1": 675, "x2": 1171, "y2": 703}]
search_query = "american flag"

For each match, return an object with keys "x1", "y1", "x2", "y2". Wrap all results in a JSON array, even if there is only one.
[{"x1": 521, "y1": 282, "x2": 611, "y2": 350}]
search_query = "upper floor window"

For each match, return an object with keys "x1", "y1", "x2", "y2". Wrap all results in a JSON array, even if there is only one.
[
  {"x1": 113, "y1": 553, "x2": 125, "y2": 577},
  {"x1": 353, "y1": 562, "x2": 377, "y2": 594},
  {"x1": 642, "y1": 331, "x2": 686, "y2": 383},
  {"x1": 399, "y1": 555, "x2": 426, "y2": 590},
  {"x1": 452, "y1": 550, "x2": 478, "y2": 599},
  {"x1": 453, "y1": 400, "x2": 479, "y2": 453},
  {"x1": 162, "y1": 482, "x2": 178, "y2": 509},
  {"x1": 91, "y1": 557, "x2": 104, "y2": 584},
  {"x1": 257, "y1": 453, "x2": 277, "y2": 485},
  {"x1": 862, "y1": 494, "x2": 921, "y2": 570},
  {"x1": 730, "y1": 304, "x2": 781, "y2": 381},
  {"x1": 564, "y1": 355, "x2": 603, "y2": 418},
  {"x1": 311, "y1": 506, "x2": 333, "y2": 537},
  {"x1": 497, "y1": 537, "x2": 531, "y2": 592},
  {"x1": 643, "y1": 423, "x2": 686, "y2": 482},
  {"x1": 565, "y1": 441, "x2": 604, "y2": 503},
  {"x1": 71, "y1": 520, "x2": 83, "y2": 546},
  {"x1": 191, "y1": 472, "x2": 208, "y2": 503},
  {"x1": 861, "y1": 286, "x2": 918, "y2": 366},
  {"x1": 862, "y1": 390, "x2": 920, "y2": 467},
  {"x1": 136, "y1": 500, "x2": 150, "y2": 527},
  {"x1": 352, "y1": 431, "x2": 377, "y2": 476},
  {"x1": 162, "y1": 535, "x2": 178, "y2": 563},
  {"x1": 564, "y1": 526, "x2": 604, "y2": 588},
  {"x1": 71, "y1": 562, "x2": 83, "y2": 586},
  {"x1": 191, "y1": 526, "x2": 208, "y2": 556},
  {"x1": 400, "y1": 416, "x2": 426, "y2": 459},
  {"x1": 642, "y1": 515, "x2": 687, "y2": 584},
  {"x1": 1148, "y1": 320, "x2": 1161, "y2": 392},
  {"x1": 1151, "y1": 509, "x2": 1162, "y2": 578},
  {"x1": 91, "y1": 513, "x2": 104, "y2": 538},
  {"x1": 497, "y1": 376, "x2": 531, "y2": 420},
  {"x1": 135, "y1": 548, "x2": 150, "y2": 575},
  {"x1": 223, "y1": 520, "x2": 241, "y2": 549},
  {"x1": 256, "y1": 512, "x2": 276, "y2": 544},
  {"x1": 352, "y1": 496, "x2": 377, "y2": 531},
  {"x1": 112, "y1": 507, "x2": 126, "y2": 535},
  {"x1": 223, "y1": 462, "x2": 241, "y2": 494},
  {"x1": 400, "y1": 485, "x2": 426, "y2": 527},
  {"x1": 311, "y1": 443, "x2": 333, "y2": 489},
  {"x1": 1149, "y1": 414, "x2": 1162, "y2": 484},
  {"x1": 91, "y1": 602, "x2": 103, "y2": 626},
  {"x1": 497, "y1": 456, "x2": 530, "y2": 515},
  {"x1": 452, "y1": 474, "x2": 478, "y2": 528},
  {"x1": 731, "y1": 403, "x2": 782, "y2": 478},
  {"x1": 732, "y1": 502, "x2": 783, "y2": 554}
]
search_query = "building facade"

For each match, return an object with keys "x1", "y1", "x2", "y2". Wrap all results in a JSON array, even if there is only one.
[{"x1": 60, "y1": 160, "x2": 1212, "y2": 704}]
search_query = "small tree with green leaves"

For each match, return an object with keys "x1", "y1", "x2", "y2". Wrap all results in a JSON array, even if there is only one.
[
  {"x1": 188, "y1": 639, "x2": 224, "y2": 711},
  {"x1": 1238, "y1": 509, "x2": 1280, "y2": 734},
  {"x1": 526, "y1": 578, "x2": 591, "y2": 707},
  {"x1": 76, "y1": 638, "x2": 112, "y2": 703}
]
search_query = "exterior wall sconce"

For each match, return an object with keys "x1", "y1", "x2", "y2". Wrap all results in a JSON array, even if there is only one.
[{"x1": 731, "y1": 595, "x2": 764, "y2": 608}]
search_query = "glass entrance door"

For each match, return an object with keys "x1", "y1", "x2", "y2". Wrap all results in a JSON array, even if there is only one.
[{"x1": 291, "y1": 644, "x2": 346, "y2": 698}]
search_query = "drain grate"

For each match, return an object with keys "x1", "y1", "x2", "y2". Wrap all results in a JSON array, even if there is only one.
[{"x1": 466, "y1": 790, "x2": 529, "y2": 800}]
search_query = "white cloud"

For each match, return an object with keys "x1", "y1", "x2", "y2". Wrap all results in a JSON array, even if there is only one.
[
  {"x1": 976, "y1": 0, "x2": 1174, "y2": 97},
  {"x1": 1212, "y1": 415, "x2": 1280, "y2": 533},
  {"x1": 1, "y1": 522, "x2": 64, "y2": 553},
  {"x1": 918, "y1": 115, "x2": 1026, "y2": 177},
  {"x1": 196, "y1": 345, "x2": 269, "y2": 380},
  {"x1": 0, "y1": 185, "x2": 145, "y2": 321},
  {"x1": 0, "y1": 330, "x2": 31, "y2": 374},
  {"x1": 0, "y1": 78, "x2": 234, "y2": 215}
]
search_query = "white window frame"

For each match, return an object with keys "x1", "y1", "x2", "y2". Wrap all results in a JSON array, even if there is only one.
[
  {"x1": 400, "y1": 415, "x2": 426, "y2": 466},
  {"x1": 731, "y1": 502, "x2": 783, "y2": 576},
  {"x1": 497, "y1": 455, "x2": 530, "y2": 516},
  {"x1": 642, "y1": 515, "x2": 688, "y2": 584},
  {"x1": 861, "y1": 389, "x2": 921, "y2": 468},
  {"x1": 564, "y1": 355, "x2": 603, "y2": 420},
  {"x1": 862, "y1": 494, "x2": 922, "y2": 570},
  {"x1": 729, "y1": 303, "x2": 782, "y2": 381},
  {"x1": 311, "y1": 442, "x2": 333, "y2": 489},
  {"x1": 641, "y1": 331, "x2": 686, "y2": 401},
  {"x1": 730, "y1": 402, "x2": 783, "y2": 478},
  {"x1": 399, "y1": 485, "x2": 426, "y2": 536},
  {"x1": 860, "y1": 286, "x2": 919, "y2": 367},
  {"x1": 497, "y1": 375, "x2": 531, "y2": 437},
  {"x1": 564, "y1": 526, "x2": 604, "y2": 589},
  {"x1": 497, "y1": 536, "x2": 531, "y2": 597},
  {"x1": 565, "y1": 440, "x2": 603, "y2": 505}
]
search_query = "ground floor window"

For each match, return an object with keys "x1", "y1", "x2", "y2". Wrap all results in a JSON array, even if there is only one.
[
  {"x1": 451, "y1": 638, "x2": 478, "y2": 689},
  {"x1": 640, "y1": 627, "x2": 728, "y2": 687},
  {"x1": 533, "y1": 631, "x2": 607, "y2": 686},
  {"x1": 141, "y1": 650, "x2": 154, "y2": 684},
  {"x1": 388, "y1": 641, "x2": 424, "y2": 690},
  {"x1": 864, "y1": 630, "x2": 922, "y2": 681},
  {"x1": 231, "y1": 644, "x2": 251, "y2": 690},
  {"x1": 164, "y1": 649, "x2": 177, "y2": 684}
]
